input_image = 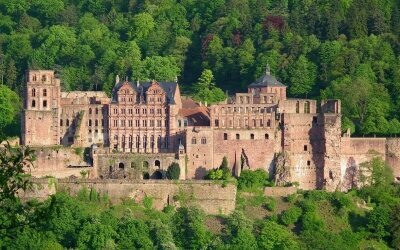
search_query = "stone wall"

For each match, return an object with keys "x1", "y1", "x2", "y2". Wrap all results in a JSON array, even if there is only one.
[
  {"x1": 28, "y1": 147, "x2": 92, "y2": 178},
  {"x1": 22, "y1": 179, "x2": 237, "y2": 215},
  {"x1": 386, "y1": 138, "x2": 400, "y2": 180},
  {"x1": 93, "y1": 152, "x2": 185, "y2": 180},
  {"x1": 264, "y1": 186, "x2": 297, "y2": 197}
]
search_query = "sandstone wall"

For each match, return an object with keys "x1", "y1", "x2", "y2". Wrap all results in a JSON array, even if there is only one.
[
  {"x1": 264, "y1": 186, "x2": 297, "y2": 197},
  {"x1": 385, "y1": 138, "x2": 400, "y2": 180},
  {"x1": 94, "y1": 152, "x2": 184, "y2": 180},
  {"x1": 22, "y1": 179, "x2": 237, "y2": 215},
  {"x1": 29, "y1": 147, "x2": 92, "y2": 178},
  {"x1": 339, "y1": 137, "x2": 386, "y2": 190}
]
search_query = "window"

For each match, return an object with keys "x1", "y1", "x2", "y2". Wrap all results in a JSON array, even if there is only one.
[
  {"x1": 304, "y1": 101, "x2": 310, "y2": 114},
  {"x1": 32, "y1": 88, "x2": 36, "y2": 97},
  {"x1": 128, "y1": 109, "x2": 132, "y2": 114},
  {"x1": 307, "y1": 160, "x2": 311, "y2": 166},
  {"x1": 136, "y1": 120, "x2": 140, "y2": 127},
  {"x1": 121, "y1": 120, "x2": 126, "y2": 127},
  {"x1": 43, "y1": 89, "x2": 47, "y2": 97},
  {"x1": 250, "y1": 134, "x2": 255, "y2": 140},
  {"x1": 157, "y1": 120, "x2": 161, "y2": 127},
  {"x1": 265, "y1": 133, "x2": 269, "y2": 139},
  {"x1": 121, "y1": 109, "x2": 125, "y2": 114},
  {"x1": 157, "y1": 109, "x2": 162, "y2": 114},
  {"x1": 183, "y1": 120, "x2": 188, "y2": 126},
  {"x1": 95, "y1": 120, "x2": 98, "y2": 126},
  {"x1": 43, "y1": 100, "x2": 47, "y2": 108},
  {"x1": 31, "y1": 100, "x2": 36, "y2": 108},
  {"x1": 236, "y1": 134, "x2": 240, "y2": 140},
  {"x1": 192, "y1": 137, "x2": 197, "y2": 144},
  {"x1": 150, "y1": 109, "x2": 154, "y2": 114},
  {"x1": 142, "y1": 108, "x2": 147, "y2": 114},
  {"x1": 60, "y1": 119, "x2": 63, "y2": 126},
  {"x1": 142, "y1": 120, "x2": 147, "y2": 127},
  {"x1": 114, "y1": 135, "x2": 118, "y2": 141},
  {"x1": 66, "y1": 119, "x2": 70, "y2": 126},
  {"x1": 33, "y1": 75, "x2": 37, "y2": 81},
  {"x1": 113, "y1": 120, "x2": 118, "y2": 127},
  {"x1": 89, "y1": 108, "x2": 92, "y2": 114},
  {"x1": 304, "y1": 145, "x2": 308, "y2": 151},
  {"x1": 267, "y1": 119, "x2": 271, "y2": 127},
  {"x1": 128, "y1": 120, "x2": 133, "y2": 127},
  {"x1": 135, "y1": 108, "x2": 139, "y2": 114},
  {"x1": 114, "y1": 108, "x2": 118, "y2": 114},
  {"x1": 201, "y1": 137, "x2": 206, "y2": 144},
  {"x1": 178, "y1": 120, "x2": 181, "y2": 127},
  {"x1": 296, "y1": 101, "x2": 300, "y2": 113},
  {"x1": 41, "y1": 75, "x2": 46, "y2": 81},
  {"x1": 253, "y1": 119, "x2": 256, "y2": 127},
  {"x1": 89, "y1": 119, "x2": 92, "y2": 126},
  {"x1": 95, "y1": 108, "x2": 99, "y2": 114},
  {"x1": 312, "y1": 116, "x2": 317, "y2": 124},
  {"x1": 150, "y1": 120, "x2": 154, "y2": 127},
  {"x1": 224, "y1": 133, "x2": 228, "y2": 140},
  {"x1": 215, "y1": 119, "x2": 219, "y2": 127}
]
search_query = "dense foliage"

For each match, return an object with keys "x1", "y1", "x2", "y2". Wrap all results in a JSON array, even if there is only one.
[
  {"x1": 0, "y1": 0, "x2": 399, "y2": 137},
  {"x1": 166, "y1": 162, "x2": 180, "y2": 180}
]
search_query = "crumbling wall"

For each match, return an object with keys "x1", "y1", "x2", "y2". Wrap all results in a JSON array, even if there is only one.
[
  {"x1": 386, "y1": 138, "x2": 400, "y2": 180},
  {"x1": 28, "y1": 147, "x2": 92, "y2": 178},
  {"x1": 21, "y1": 179, "x2": 237, "y2": 215},
  {"x1": 339, "y1": 138, "x2": 386, "y2": 191}
]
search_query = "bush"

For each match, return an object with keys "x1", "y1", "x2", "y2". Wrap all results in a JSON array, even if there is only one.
[
  {"x1": 143, "y1": 196, "x2": 153, "y2": 210},
  {"x1": 206, "y1": 169, "x2": 223, "y2": 180},
  {"x1": 238, "y1": 169, "x2": 270, "y2": 190},
  {"x1": 166, "y1": 163, "x2": 180, "y2": 180},
  {"x1": 280, "y1": 206, "x2": 302, "y2": 226},
  {"x1": 264, "y1": 197, "x2": 277, "y2": 211}
]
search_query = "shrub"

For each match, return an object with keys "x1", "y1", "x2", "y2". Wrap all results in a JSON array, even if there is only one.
[
  {"x1": 264, "y1": 197, "x2": 277, "y2": 211},
  {"x1": 238, "y1": 169, "x2": 270, "y2": 190},
  {"x1": 280, "y1": 206, "x2": 302, "y2": 226},
  {"x1": 166, "y1": 163, "x2": 180, "y2": 180},
  {"x1": 143, "y1": 196, "x2": 153, "y2": 210},
  {"x1": 206, "y1": 169, "x2": 223, "y2": 180}
]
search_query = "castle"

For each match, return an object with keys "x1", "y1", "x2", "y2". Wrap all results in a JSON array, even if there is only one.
[{"x1": 22, "y1": 69, "x2": 400, "y2": 191}]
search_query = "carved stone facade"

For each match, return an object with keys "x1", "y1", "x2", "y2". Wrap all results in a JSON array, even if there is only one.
[{"x1": 22, "y1": 69, "x2": 400, "y2": 191}]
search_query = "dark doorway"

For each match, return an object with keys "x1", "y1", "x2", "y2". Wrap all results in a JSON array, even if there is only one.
[
  {"x1": 152, "y1": 170, "x2": 163, "y2": 179},
  {"x1": 155, "y1": 160, "x2": 161, "y2": 168},
  {"x1": 118, "y1": 162, "x2": 125, "y2": 169}
]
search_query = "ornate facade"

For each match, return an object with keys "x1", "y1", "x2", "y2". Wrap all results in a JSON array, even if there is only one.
[{"x1": 22, "y1": 69, "x2": 400, "y2": 191}]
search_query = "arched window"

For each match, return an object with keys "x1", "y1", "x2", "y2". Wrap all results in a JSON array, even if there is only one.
[
  {"x1": 33, "y1": 75, "x2": 37, "y2": 81},
  {"x1": 32, "y1": 88, "x2": 36, "y2": 97},
  {"x1": 304, "y1": 101, "x2": 310, "y2": 114},
  {"x1": 201, "y1": 137, "x2": 207, "y2": 144},
  {"x1": 191, "y1": 137, "x2": 197, "y2": 144},
  {"x1": 136, "y1": 135, "x2": 140, "y2": 148},
  {"x1": 265, "y1": 133, "x2": 269, "y2": 140},
  {"x1": 296, "y1": 101, "x2": 300, "y2": 113},
  {"x1": 43, "y1": 89, "x2": 47, "y2": 97},
  {"x1": 95, "y1": 108, "x2": 98, "y2": 114},
  {"x1": 41, "y1": 75, "x2": 46, "y2": 81},
  {"x1": 131, "y1": 162, "x2": 136, "y2": 168},
  {"x1": 31, "y1": 100, "x2": 36, "y2": 108},
  {"x1": 118, "y1": 162, "x2": 125, "y2": 169},
  {"x1": 66, "y1": 119, "x2": 70, "y2": 126},
  {"x1": 88, "y1": 119, "x2": 92, "y2": 126},
  {"x1": 155, "y1": 160, "x2": 161, "y2": 168},
  {"x1": 250, "y1": 134, "x2": 255, "y2": 140},
  {"x1": 60, "y1": 119, "x2": 63, "y2": 126},
  {"x1": 143, "y1": 161, "x2": 149, "y2": 169},
  {"x1": 236, "y1": 134, "x2": 240, "y2": 140}
]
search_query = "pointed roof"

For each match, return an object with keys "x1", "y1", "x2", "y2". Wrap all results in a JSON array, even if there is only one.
[{"x1": 248, "y1": 65, "x2": 286, "y2": 88}]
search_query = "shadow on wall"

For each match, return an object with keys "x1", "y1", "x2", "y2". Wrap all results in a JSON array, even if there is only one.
[{"x1": 195, "y1": 166, "x2": 207, "y2": 179}]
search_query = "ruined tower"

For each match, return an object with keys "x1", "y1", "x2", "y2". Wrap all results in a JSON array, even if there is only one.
[
  {"x1": 21, "y1": 70, "x2": 61, "y2": 146},
  {"x1": 321, "y1": 100, "x2": 342, "y2": 191}
]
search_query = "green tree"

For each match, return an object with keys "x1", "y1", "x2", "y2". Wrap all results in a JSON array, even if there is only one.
[
  {"x1": 222, "y1": 211, "x2": 258, "y2": 249},
  {"x1": 77, "y1": 219, "x2": 117, "y2": 250},
  {"x1": 166, "y1": 162, "x2": 180, "y2": 180},
  {"x1": 116, "y1": 217, "x2": 153, "y2": 249},
  {"x1": 288, "y1": 55, "x2": 317, "y2": 97},
  {"x1": 0, "y1": 85, "x2": 20, "y2": 138},
  {"x1": 192, "y1": 69, "x2": 226, "y2": 104},
  {"x1": 172, "y1": 207, "x2": 212, "y2": 249},
  {"x1": 258, "y1": 220, "x2": 300, "y2": 250}
]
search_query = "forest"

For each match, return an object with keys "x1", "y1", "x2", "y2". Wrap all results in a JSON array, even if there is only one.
[
  {"x1": 1, "y1": 145, "x2": 400, "y2": 249},
  {"x1": 0, "y1": 0, "x2": 399, "y2": 138}
]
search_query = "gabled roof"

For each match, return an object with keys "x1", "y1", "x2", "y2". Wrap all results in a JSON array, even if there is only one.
[
  {"x1": 112, "y1": 80, "x2": 178, "y2": 104},
  {"x1": 248, "y1": 67, "x2": 286, "y2": 88}
]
